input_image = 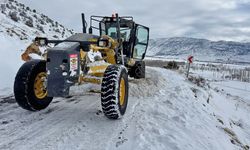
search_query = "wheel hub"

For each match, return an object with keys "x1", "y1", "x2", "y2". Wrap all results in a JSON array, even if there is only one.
[
  {"x1": 34, "y1": 72, "x2": 47, "y2": 99},
  {"x1": 119, "y1": 78, "x2": 126, "y2": 106}
]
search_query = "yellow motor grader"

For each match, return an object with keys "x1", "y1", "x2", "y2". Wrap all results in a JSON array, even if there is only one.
[{"x1": 14, "y1": 13, "x2": 149, "y2": 119}]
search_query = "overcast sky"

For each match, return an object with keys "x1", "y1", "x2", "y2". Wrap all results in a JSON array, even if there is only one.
[{"x1": 18, "y1": 0, "x2": 250, "y2": 41}]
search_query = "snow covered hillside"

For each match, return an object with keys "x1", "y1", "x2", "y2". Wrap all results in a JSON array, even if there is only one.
[
  {"x1": 0, "y1": 67, "x2": 249, "y2": 150},
  {"x1": 148, "y1": 37, "x2": 250, "y2": 63},
  {"x1": 0, "y1": 0, "x2": 73, "y2": 93}
]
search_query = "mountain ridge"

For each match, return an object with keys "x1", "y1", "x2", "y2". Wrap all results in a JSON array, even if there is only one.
[
  {"x1": 148, "y1": 37, "x2": 250, "y2": 63},
  {"x1": 0, "y1": 0, "x2": 74, "y2": 41}
]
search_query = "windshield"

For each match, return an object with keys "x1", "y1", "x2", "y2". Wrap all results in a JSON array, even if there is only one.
[{"x1": 107, "y1": 27, "x2": 131, "y2": 41}]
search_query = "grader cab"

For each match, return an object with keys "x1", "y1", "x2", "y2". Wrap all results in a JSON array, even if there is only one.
[{"x1": 14, "y1": 13, "x2": 149, "y2": 119}]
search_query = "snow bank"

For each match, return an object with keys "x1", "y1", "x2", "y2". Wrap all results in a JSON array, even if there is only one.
[{"x1": 0, "y1": 34, "x2": 25, "y2": 94}]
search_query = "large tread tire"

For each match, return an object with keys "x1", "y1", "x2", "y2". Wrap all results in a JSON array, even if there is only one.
[
  {"x1": 101, "y1": 65, "x2": 129, "y2": 119},
  {"x1": 129, "y1": 61, "x2": 145, "y2": 79},
  {"x1": 14, "y1": 60, "x2": 53, "y2": 111}
]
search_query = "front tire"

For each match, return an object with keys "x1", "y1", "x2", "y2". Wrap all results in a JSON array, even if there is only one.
[
  {"x1": 101, "y1": 65, "x2": 129, "y2": 119},
  {"x1": 14, "y1": 60, "x2": 53, "y2": 111}
]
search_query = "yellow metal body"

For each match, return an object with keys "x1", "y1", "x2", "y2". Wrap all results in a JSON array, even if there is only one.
[
  {"x1": 21, "y1": 42, "x2": 42, "y2": 61},
  {"x1": 90, "y1": 35, "x2": 117, "y2": 65},
  {"x1": 79, "y1": 76, "x2": 102, "y2": 84},
  {"x1": 23, "y1": 35, "x2": 128, "y2": 86},
  {"x1": 34, "y1": 72, "x2": 48, "y2": 99},
  {"x1": 78, "y1": 35, "x2": 119, "y2": 84},
  {"x1": 88, "y1": 64, "x2": 110, "y2": 77},
  {"x1": 80, "y1": 49, "x2": 88, "y2": 62}
]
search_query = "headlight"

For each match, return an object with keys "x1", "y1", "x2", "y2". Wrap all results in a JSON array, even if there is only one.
[
  {"x1": 40, "y1": 39, "x2": 46, "y2": 45},
  {"x1": 98, "y1": 40, "x2": 106, "y2": 47},
  {"x1": 98, "y1": 38, "x2": 110, "y2": 47},
  {"x1": 35, "y1": 37, "x2": 48, "y2": 46}
]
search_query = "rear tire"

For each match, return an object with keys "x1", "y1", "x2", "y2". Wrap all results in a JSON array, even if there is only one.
[
  {"x1": 101, "y1": 65, "x2": 129, "y2": 119},
  {"x1": 14, "y1": 60, "x2": 53, "y2": 111},
  {"x1": 129, "y1": 61, "x2": 145, "y2": 79}
]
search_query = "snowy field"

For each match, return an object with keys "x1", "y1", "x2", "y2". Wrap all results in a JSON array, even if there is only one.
[{"x1": 0, "y1": 67, "x2": 250, "y2": 150}]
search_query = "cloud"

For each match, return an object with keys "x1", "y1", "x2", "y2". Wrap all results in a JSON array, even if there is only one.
[{"x1": 18, "y1": 0, "x2": 250, "y2": 41}]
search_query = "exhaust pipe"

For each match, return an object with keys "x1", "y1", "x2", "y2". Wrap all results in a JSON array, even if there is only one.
[{"x1": 81, "y1": 13, "x2": 86, "y2": 33}]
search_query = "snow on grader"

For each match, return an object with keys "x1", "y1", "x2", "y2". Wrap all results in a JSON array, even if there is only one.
[{"x1": 14, "y1": 13, "x2": 149, "y2": 119}]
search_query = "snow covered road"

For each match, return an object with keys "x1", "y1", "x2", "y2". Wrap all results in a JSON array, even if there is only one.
[{"x1": 0, "y1": 67, "x2": 249, "y2": 150}]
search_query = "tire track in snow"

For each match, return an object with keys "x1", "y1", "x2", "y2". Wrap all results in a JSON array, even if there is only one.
[
  {"x1": 0, "y1": 67, "x2": 166, "y2": 150},
  {"x1": 0, "y1": 96, "x2": 100, "y2": 150}
]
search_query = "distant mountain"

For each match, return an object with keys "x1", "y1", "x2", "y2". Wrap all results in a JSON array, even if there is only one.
[
  {"x1": 148, "y1": 37, "x2": 250, "y2": 63},
  {"x1": 0, "y1": 0, "x2": 74, "y2": 41}
]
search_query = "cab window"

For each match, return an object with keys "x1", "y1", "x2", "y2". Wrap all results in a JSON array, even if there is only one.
[
  {"x1": 107, "y1": 27, "x2": 131, "y2": 42},
  {"x1": 133, "y1": 26, "x2": 149, "y2": 59}
]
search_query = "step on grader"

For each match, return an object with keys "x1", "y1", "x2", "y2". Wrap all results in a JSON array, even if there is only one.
[{"x1": 14, "y1": 13, "x2": 149, "y2": 119}]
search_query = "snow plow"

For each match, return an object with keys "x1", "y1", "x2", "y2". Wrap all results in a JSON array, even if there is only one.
[{"x1": 14, "y1": 13, "x2": 149, "y2": 119}]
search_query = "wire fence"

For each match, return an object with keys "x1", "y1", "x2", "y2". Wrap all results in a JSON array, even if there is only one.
[
  {"x1": 145, "y1": 59, "x2": 250, "y2": 83},
  {"x1": 190, "y1": 63, "x2": 250, "y2": 82}
]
